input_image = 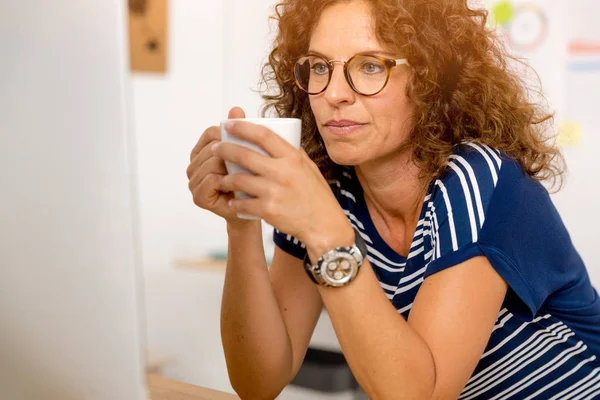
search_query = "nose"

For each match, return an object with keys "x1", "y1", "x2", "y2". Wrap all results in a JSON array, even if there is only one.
[{"x1": 324, "y1": 62, "x2": 355, "y2": 106}]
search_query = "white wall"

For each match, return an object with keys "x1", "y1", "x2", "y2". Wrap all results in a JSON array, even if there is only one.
[
  {"x1": 0, "y1": 1, "x2": 146, "y2": 399},
  {"x1": 132, "y1": 0, "x2": 225, "y2": 272},
  {"x1": 550, "y1": 0, "x2": 600, "y2": 285},
  {"x1": 222, "y1": 0, "x2": 278, "y2": 117}
]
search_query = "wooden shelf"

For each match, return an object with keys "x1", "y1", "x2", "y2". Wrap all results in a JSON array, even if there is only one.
[
  {"x1": 147, "y1": 373, "x2": 237, "y2": 399},
  {"x1": 173, "y1": 258, "x2": 272, "y2": 271},
  {"x1": 173, "y1": 259, "x2": 227, "y2": 270},
  {"x1": 145, "y1": 350, "x2": 176, "y2": 374}
]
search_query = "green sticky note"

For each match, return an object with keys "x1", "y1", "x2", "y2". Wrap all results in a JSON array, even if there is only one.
[{"x1": 493, "y1": 1, "x2": 514, "y2": 26}]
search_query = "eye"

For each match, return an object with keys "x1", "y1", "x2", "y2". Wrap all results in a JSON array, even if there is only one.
[
  {"x1": 361, "y1": 61, "x2": 385, "y2": 74},
  {"x1": 311, "y1": 62, "x2": 329, "y2": 75}
]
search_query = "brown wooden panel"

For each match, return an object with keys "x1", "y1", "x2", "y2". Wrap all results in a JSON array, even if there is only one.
[{"x1": 128, "y1": 0, "x2": 168, "y2": 73}]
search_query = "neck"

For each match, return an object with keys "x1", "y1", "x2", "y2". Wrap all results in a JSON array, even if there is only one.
[{"x1": 355, "y1": 148, "x2": 425, "y2": 228}]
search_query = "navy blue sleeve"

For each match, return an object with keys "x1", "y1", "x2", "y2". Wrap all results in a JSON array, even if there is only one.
[
  {"x1": 422, "y1": 142, "x2": 569, "y2": 320},
  {"x1": 273, "y1": 229, "x2": 307, "y2": 260},
  {"x1": 475, "y1": 158, "x2": 585, "y2": 320}
]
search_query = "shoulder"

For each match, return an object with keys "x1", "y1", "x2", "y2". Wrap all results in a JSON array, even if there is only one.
[
  {"x1": 437, "y1": 142, "x2": 504, "y2": 194},
  {"x1": 424, "y1": 142, "x2": 529, "y2": 251},
  {"x1": 430, "y1": 142, "x2": 526, "y2": 214}
]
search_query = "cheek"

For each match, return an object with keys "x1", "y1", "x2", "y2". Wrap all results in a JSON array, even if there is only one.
[
  {"x1": 382, "y1": 89, "x2": 413, "y2": 127},
  {"x1": 369, "y1": 96, "x2": 413, "y2": 143},
  {"x1": 308, "y1": 96, "x2": 322, "y2": 118}
]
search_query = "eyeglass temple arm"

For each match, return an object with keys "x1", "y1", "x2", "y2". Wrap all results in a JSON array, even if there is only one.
[{"x1": 394, "y1": 59, "x2": 409, "y2": 66}]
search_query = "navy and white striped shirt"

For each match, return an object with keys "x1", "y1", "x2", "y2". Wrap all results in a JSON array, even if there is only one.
[{"x1": 274, "y1": 143, "x2": 600, "y2": 399}]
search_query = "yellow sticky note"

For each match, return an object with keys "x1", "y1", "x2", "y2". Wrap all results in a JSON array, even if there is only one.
[
  {"x1": 493, "y1": 1, "x2": 514, "y2": 26},
  {"x1": 557, "y1": 122, "x2": 582, "y2": 147}
]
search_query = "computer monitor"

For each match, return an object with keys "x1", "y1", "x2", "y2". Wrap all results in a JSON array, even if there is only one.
[{"x1": 0, "y1": 1, "x2": 147, "y2": 399}]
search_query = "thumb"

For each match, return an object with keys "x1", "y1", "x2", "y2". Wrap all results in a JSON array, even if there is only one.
[{"x1": 228, "y1": 106, "x2": 246, "y2": 119}]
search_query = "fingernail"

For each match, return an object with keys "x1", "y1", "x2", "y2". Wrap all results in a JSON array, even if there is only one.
[
  {"x1": 225, "y1": 120, "x2": 235, "y2": 132},
  {"x1": 211, "y1": 143, "x2": 219, "y2": 153},
  {"x1": 228, "y1": 199, "x2": 233, "y2": 207}
]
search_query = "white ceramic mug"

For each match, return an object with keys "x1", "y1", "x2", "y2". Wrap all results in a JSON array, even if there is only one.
[{"x1": 220, "y1": 117, "x2": 302, "y2": 220}]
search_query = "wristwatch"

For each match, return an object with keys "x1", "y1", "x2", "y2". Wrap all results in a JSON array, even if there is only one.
[{"x1": 303, "y1": 228, "x2": 368, "y2": 287}]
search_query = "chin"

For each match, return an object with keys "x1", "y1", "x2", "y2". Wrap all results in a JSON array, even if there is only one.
[
  {"x1": 326, "y1": 148, "x2": 364, "y2": 167},
  {"x1": 319, "y1": 129, "x2": 373, "y2": 166}
]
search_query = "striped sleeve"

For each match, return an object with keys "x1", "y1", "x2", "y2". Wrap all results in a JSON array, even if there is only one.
[
  {"x1": 424, "y1": 142, "x2": 502, "y2": 267},
  {"x1": 273, "y1": 229, "x2": 307, "y2": 259},
  {"x1": 423, "y1": 143, "x2": 542, "y2": 318}
]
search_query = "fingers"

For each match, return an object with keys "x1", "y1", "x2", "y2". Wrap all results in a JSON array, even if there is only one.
[
  {"x1": 227, "y1": 197, "x2": 264, "y2": 219},
  {"x1": 223, "y1": 120, "x2": 294, "y2": 158},
  {"x1": 212, "y1": 142, "x2": 280, "y2": 178},
  {"x1": 187, "y1": 140, "x2": 221, "y2": 179},
  {"x1": 188, "y1": 156, "x2": 228, "y2": 192},
  {"x1": 190, "y1": 106, "x2": 245, "y2": 163},
  {"x1": 227, "y1": 106, "x2": 246, "y2": 120},
  {"x1": 192, "y1": 173, "x2": 230, "y2": 210},
  {"x1": 191, "y1": 126, "x2": 221, "y2": 162},
  {"x1": 220, "y1": 173, "x2": 277, "y2": 200}
]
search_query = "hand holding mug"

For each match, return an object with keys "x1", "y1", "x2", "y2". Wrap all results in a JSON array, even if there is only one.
[
  {"x1": 219, "y1": 116, "x2": 302, "y2": 220},
  {"x1": 213, "y1": 116, "x2": 348, "y2": 246},
  {"x1": 187, "y1": 107, "x2": 247, "y2": 222}
]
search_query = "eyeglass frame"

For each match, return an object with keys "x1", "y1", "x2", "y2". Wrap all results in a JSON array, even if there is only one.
[{"x1": 293, "y1": 53, "x2": 410, "y2": 96}]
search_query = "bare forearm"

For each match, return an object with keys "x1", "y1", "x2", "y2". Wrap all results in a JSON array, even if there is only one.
[
  {"x1": 220, "y1": 221, "x2": 292, "y2": 399},
  {"x1": 318, "y1": 263, "x2": 436, "y2": 399},
  {"x1": 305, "y1": 228, "x2": 436, "y2": 399}
]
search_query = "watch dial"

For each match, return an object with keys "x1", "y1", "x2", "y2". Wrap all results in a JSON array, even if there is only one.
[{"x1": 321, "y1": 252, "x2": 357, "y2": 286}]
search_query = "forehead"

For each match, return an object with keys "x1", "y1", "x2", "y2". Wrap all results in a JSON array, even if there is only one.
[{"x1": 309, "y1": 1, "x2": 383, "y2": 56}]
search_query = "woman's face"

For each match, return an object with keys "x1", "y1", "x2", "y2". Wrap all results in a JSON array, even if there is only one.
[{"x1": 308, "y1": 0, "x2": 413, "y2": 167}]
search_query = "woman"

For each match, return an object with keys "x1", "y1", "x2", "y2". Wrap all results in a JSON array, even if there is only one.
[{"x1": 187, "y1": 0, "x2": 600, "y2": 398}]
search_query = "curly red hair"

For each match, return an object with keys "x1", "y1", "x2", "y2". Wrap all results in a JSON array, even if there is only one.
[{"x1": 261, "y1": 0, "x2": 564, "y2": 189}]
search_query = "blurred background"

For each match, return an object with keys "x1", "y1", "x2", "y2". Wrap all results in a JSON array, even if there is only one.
[{"x1": 2, "y1": 0, "x2": 599, "y2": 398}]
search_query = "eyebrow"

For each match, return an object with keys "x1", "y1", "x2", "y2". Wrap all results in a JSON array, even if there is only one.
[{"x1": 306, "y1": 49, "x2": 398, "y2": 59}]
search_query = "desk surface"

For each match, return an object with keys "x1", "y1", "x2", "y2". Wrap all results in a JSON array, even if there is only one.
[{"x1": 147, "y1": 374, "x2": 238, "y2": 400}]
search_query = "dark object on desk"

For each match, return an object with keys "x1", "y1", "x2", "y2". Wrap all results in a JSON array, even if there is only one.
[{"x1": 291, "y1": 347, "x2": 358, "y2": 393}]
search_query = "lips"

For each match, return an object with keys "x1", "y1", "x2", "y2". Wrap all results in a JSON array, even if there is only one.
[
  {"x1": 324, "y1": 119, "x2": 365, "y2": 127},
  {"x1": 323, "y1": 119, "x2": 366, "y2": 136}
]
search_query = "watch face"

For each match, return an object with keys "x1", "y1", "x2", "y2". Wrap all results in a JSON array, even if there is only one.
[{"x1": 319, "y1": 251, "x2": 358, "y2": 287}]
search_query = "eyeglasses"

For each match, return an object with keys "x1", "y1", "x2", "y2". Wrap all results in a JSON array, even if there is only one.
[{"x1": 294, "y1": 54, "x2": 409, "y2": 96}]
